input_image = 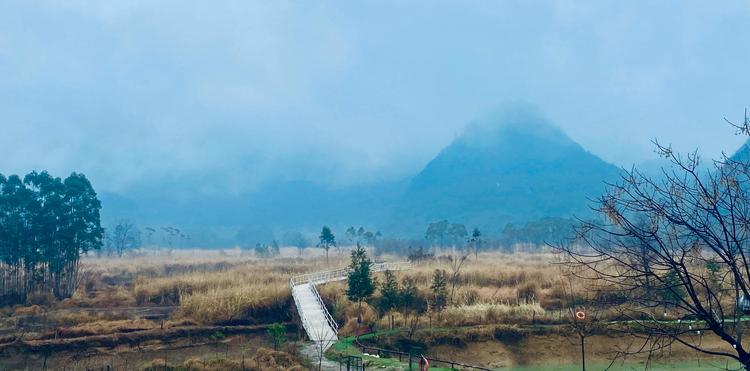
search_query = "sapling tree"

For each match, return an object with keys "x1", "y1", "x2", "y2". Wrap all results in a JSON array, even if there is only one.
[
  {"x1": 310, "y1": 322, "x2": 337, "y2": 371},
  {"x1": 266, "y1": 323, "x2": 286, "y2": 350},
  {"x1": 446, "y1": 254, "x2": 468, "y2": 304},
  {"x1": 430, "y1": 269, "x2": 449, "y2": 320},
  {"x1": 399, "y1": 276, "x2": 426, "y2": 338}
]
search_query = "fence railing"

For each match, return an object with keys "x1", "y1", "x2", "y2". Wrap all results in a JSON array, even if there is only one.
[{"x1": 353, "y1": 335, "x2": 493, "y2": 371}]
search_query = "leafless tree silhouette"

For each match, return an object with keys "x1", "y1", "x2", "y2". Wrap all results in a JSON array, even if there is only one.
[{"x1": 558, "y1": 112, "x2": 750, "y2": 369}]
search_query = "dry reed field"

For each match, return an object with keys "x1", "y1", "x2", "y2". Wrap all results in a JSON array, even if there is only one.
[
  {"x1": 1, "y1": 248, "x2": 578, "y2": 337},
  {"x1": 0, "y1": 247, "x2": 599, "y2": 369},
  {"x1": 3, "y1": 247, "x2": 737, "y2": 370}
]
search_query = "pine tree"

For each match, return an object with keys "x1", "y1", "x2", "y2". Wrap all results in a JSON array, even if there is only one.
[
  {"x1": 378, "y1": 270, "x2": 400, "y2": 329},
  {"x1": 317, "y1": 226, "x2": 336, "y2": 264},
  {"x1": 430, "y1": 269, "x2": 448, "y2": 318},
  {"x1": 347, "y1": 243, "x2": 374, "y2": 310},
  {"x1": 468, "y1": 228, "x2": 482, "y2": 259},
  {"x1": 399, "y1": 276, "x2": 421, "y2": 313}
]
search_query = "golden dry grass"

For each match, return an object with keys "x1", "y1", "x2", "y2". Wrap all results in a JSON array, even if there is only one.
[
  {"x1": 11, "y1": 249, "x2": 581, "y2": 329},
  {"x1": 56, "y1": 318, "x2": 157, "y2": 338}
]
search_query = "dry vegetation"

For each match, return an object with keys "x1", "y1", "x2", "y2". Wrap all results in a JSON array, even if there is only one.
[
  {"x1": 317, "y1": 251, "x2": 584, "y2": 334},
  {"x1": 142, "y1": 347, "x2": 305, "y2": 371},
  {"x1": 2, "y1": 248, "x2": 582, "y2": 334},
  {"x1": 0, "y1": 247, "x2": 598, "y2": 369}
]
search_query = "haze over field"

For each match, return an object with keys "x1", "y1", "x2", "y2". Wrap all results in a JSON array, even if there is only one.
[
  {"x1": 5, "y1": 3, "x2": 750, "y2": 370},
  {"x1": 2, "y1": 1, "x2": 750, "y2": 242}
]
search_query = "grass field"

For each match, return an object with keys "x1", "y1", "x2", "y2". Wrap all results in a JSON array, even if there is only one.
[{"x1": 0, "y1": 247, "x2": 742, "y2": 370}]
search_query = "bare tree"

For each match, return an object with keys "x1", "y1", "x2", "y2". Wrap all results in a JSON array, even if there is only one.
[
  {"x1": 444, "y1": 253, "x2": 468, "y2": 305},
  {"x1": 558, "y1": 112, "x2": 750, "y2": 369},
  {"x1": 107, "y1": 220, "x2": 140, "y2": 256},
  {"x1": 308, "y1": 323, "x2": 337, "y2": 371}
]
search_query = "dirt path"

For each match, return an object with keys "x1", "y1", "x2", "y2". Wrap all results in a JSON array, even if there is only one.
[{"x1": 301, "y1": 342, "x2": 341, "y2": 371}]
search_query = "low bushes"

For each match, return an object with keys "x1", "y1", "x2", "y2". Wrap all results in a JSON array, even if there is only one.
[
  {"x1": 438, "y1": 302, "x2": 545, "y2": 327},
  {"x1": 143, "y1": 347, "x2": 304, "y2": 371}
]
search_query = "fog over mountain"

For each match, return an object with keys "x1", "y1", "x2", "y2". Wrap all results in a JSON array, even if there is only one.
[
  {"x1": 99, "y1": 109, "x2": 620, "y2": 243},
  {"x1": 2, "y1": 2, "x2": 749, "y2": 194},
  {"x1": 101, "y1": 108, "x2": 750, "y2": 244},
  {"x1": 392, "y1": 109, "x2": 621, "y2": 235}
]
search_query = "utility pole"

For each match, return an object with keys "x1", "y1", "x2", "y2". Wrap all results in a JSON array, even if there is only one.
[
  {"x1": 580, "y1": 330, "x2": 586, "y2": 371},
  {"x1": 574, "y1": 309, "x2": 587, "y2": 371}
]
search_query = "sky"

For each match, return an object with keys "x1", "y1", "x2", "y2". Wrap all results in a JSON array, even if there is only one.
[{"x1": 1, "y1": 1, "x2": 749, "y2": 193}]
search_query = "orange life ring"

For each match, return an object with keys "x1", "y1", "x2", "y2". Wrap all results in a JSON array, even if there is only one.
[{"x1": 575, "y1": 310, "x2": 586, "y2": 320}]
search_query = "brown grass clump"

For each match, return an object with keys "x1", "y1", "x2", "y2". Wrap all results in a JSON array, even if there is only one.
[
  {"x1": 179, "y1": 284, "x2": 289, "y2": 324},
  {"x1": 144, "y1": 348, "x2": 304, "y2": 371},
  {"x1": 251, "y1": 347, "x2": 305, "y2": 370},
  {"x1": 516, "y1": 282, "x2": 539, "y2": 301},
  {"x1": 47, "y1": 308, "x2": 131, "y2": 327},
  {"x1": 130, "y1": 260, "x2": 300, "y2": 324},
  {"x1": 56, "y1": 319, "x2": 156, "y2": 338},
  {"x1": 62, "y1": 285, "x2": 136, "y2": 308},
  {"x1": 163, "y1": 318, "x2": 200, "y2": 328},
  {"x1": 25, "y1": 292, "x2": 56, "y2": 306},
  {"x1": 14, "y1": 304, "x2": 45, "y2": 316},
  {"x1": 439, "y1": 302, "x2": 545, "y2": 327}
]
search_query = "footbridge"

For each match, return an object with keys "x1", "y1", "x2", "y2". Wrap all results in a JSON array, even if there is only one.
[{"x1": 290, "y1": 262, "x2": 410, "y2": 351}]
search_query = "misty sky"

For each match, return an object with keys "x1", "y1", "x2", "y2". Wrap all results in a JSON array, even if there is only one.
[{"x1": 1, "y1": 1, "x2": 749, "y2": 193}]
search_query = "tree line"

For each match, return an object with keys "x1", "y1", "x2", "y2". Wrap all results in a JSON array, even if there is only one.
[{"x1": 0, "y1": 171, "x2": 103, "y2": 304}]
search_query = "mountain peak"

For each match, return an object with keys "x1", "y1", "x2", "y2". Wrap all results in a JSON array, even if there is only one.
[
  {"x1": 442, "y1": 109, "x2": 579, "y2": 165},
  {"x1": 457, "y1": 106, "x2": 574, "y2": 149},
  {"x1": 393, "y1": 109, "x2": 619, "y2": 235}
]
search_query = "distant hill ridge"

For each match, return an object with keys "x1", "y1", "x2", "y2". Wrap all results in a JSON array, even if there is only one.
[
  {"x1": 101, "y1": 109, "x2": 624, "y2": 243},
  {"x1": 731, "y1": 138, "x2": 750, "y2": 163}
]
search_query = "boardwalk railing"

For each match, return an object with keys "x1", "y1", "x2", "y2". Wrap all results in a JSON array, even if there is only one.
[
  {"x1": 290, "y1": 261, "x2": 411, "y2": 344},
  {"x1": 289, "y1": 262, "x2": 411, "y2": 287},
  {"x1": 353, "y1": 335, "x2": 493, "y2": 371},
  {"x1": 310, "y1": 282, "x2": 339, "y2": 333}
]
